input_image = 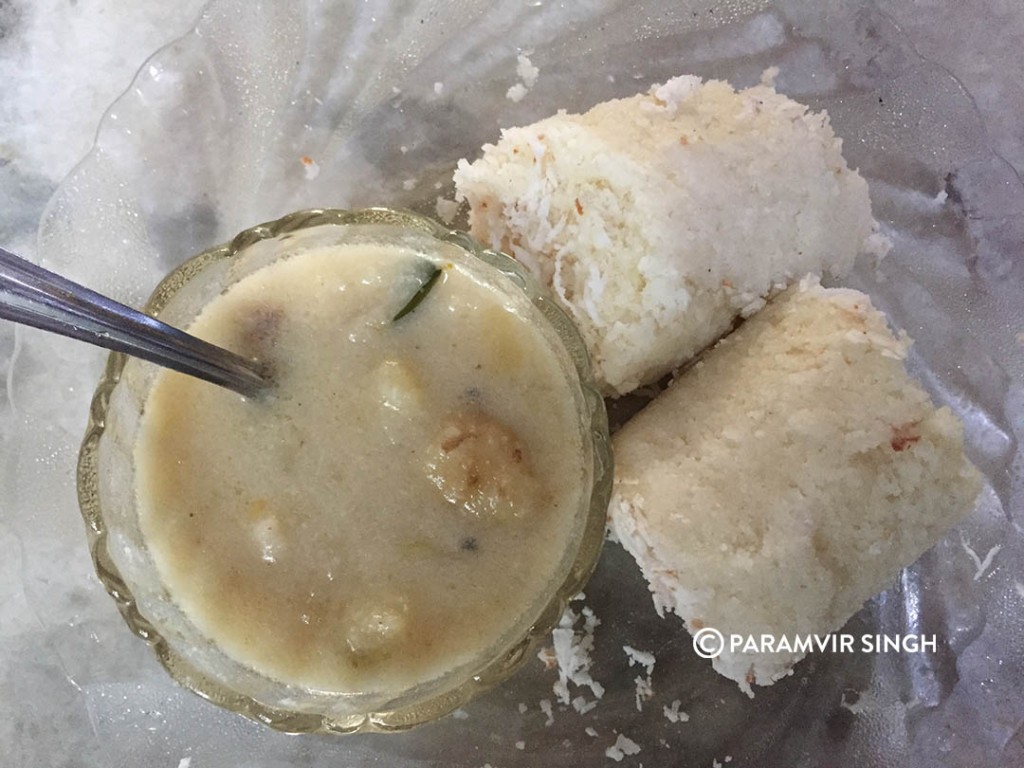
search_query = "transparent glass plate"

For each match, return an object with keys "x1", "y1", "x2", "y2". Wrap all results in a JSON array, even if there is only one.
[{"x1": 6, "y1": 0, "x2": 1022, "y2": 765}]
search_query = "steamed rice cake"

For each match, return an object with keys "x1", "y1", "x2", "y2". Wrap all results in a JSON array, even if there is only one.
[
  {"x1": 454, "y1": 75, "x2": 889, "y2": 396},
  {"x1": 608, "y1": 278, "x2": 982, "y2": 692}
]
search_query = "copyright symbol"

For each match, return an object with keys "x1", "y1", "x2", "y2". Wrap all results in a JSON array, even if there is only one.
[{"x1": 692, "y1": 627, "x2": 725, "y2": 659}]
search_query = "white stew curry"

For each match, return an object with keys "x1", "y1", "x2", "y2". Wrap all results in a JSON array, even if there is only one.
[{"x1": 134, "y1": 241, "x2": 588, "y2": 693}]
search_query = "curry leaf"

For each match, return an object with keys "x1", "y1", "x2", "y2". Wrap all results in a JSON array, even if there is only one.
[{"x1": 393, "y1": 264, "x2": 443, "y2": 322}]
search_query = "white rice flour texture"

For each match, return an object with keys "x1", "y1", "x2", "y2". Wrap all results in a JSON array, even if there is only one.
[
  {"x1": 608, "y1": 279, "x2": 982, "y2": 692},
  {"x1": 454, "y1": 75, "x2": 888, "y2": 396}
]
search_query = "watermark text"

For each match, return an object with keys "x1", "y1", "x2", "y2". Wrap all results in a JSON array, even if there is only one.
[{"x1": 692, "y1": 628, "x2": 937, "y2": 659}]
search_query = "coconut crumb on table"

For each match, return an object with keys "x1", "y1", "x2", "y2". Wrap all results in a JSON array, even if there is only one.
[
  {"x1": 436, "y1": 196, "x2": 460, "y2": 225},
  {"x1": 663, "y1": 699, "x2": 689, "y2": 723},
  {"x1": 506, "y1": 53, "x2": 539, "y2": 102},
  {"x1": 538, "y1": 645, "x2": 557, "y2": 670},
  {"x1": 538, "y1": 595, "x2": 604, "y2": 709},
  {"x1": 632, "y1": 675, "x2": 653, "y2": 712},
  {"x1": 605, "y1": 734, "x2": 641, "y2": 762},
  {"x1": 539, "y1": 698, "x2": 554, "y2": 726},
  {"x1": 515, "y1": 740, "x2": 526, "y2": 750},
  {"x1": 623, "y1": 647, "x2": 657, "y2": 671},
  {"x1": 517, "y1": 702, "x2": 528, "y2": 714},
  {"x1": 299, "y1": 155, "x2": 319, "y2": 180},
  {"x1": 586, "y1": 727, "x2": 599, "y2": 737},
  {"x1": 571, "y1": 695, "x2": 597, "y2": 714},
  {"x1": 506, "y1": 83, "x2": 529, "y2": 103},
  {"x1": 517, "y1": 54, "x2": 539, "y2": 87},
  {"x1": 623, "y1": 645, "x2": 656, "y2": 711}
]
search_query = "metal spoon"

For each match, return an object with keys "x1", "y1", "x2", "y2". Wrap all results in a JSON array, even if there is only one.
[{"x1": 0, "y1": 245, "x2": 269, "y2": 398}]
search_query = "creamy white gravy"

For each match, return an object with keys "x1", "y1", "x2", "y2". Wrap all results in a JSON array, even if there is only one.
[{"x1": 135, "y1": 242, "x2": 586, "y2": 692}]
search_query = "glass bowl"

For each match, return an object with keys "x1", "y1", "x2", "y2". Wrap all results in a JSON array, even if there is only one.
[{"x1": 76, "y1": 207, "x2": 612, "y2": 734}]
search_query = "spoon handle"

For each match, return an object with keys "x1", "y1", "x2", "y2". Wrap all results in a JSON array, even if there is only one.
[{"x1": 0, "y1": 246, "x2": 268, "y2": 398}]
